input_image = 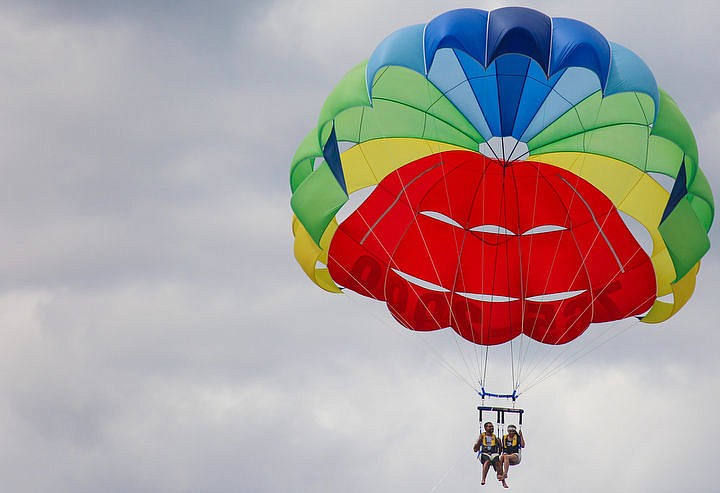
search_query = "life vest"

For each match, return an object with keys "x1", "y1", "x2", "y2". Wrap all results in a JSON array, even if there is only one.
[
  {"x1": 503, "y1": 434, "x2": 520, "y2": 454},
  {"x1": 480, "y1": 432, "x2": 499, "y2": 453}
]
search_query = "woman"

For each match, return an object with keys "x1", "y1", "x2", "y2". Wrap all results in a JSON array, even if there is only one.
[{"x1": 499, "y1": 425, "x2": 525, "y2": 488}]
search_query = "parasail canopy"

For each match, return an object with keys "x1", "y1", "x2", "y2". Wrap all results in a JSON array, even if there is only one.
[{"x1": 290, "y1": 7, "x2": 713, "y2": 352}]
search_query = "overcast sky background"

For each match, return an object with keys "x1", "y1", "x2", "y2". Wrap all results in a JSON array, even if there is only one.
[{"x1": 0, "y1": 0, "x2": 717, "y2": 492}]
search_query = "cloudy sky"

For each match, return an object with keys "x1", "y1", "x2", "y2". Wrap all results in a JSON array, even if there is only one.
[{"x1": 0, "y1": 0, "x2": 717, "y2": 492}]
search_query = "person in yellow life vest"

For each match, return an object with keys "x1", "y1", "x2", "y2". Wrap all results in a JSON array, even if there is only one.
[
  {"x1": 473, "y1": 422, "x2": 502, "y2": 485},
  {"x1": 498, "y1": 424, "x2": 525, "y2": 488}
]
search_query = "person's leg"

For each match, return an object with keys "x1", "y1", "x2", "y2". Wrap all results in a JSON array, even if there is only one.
[
  {"x1": 501, "y1": 454, "x2": 510, "y2": 479},
  {"x1": 481, "y1": 458, "x2": 490, "y2": 485}
]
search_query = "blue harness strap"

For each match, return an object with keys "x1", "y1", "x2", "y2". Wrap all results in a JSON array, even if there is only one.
[{"x1": 479, "y1": 388, "x2": 519, "y2": 401}]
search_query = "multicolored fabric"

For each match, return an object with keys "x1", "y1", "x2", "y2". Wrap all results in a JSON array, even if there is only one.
[{"x1": 290, "y1": 7, "x2": 713, "y2": 345}]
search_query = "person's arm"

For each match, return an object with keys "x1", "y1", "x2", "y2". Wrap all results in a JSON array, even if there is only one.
[
  {"x1": 518, "y1": 429, "x2": 525, "y2": 448},
  {"x1": 473, "y1": 435, "x2": 481, "y2": 452}
]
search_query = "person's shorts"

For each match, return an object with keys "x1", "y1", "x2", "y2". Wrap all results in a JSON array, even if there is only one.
[
  {"x1": 480, "y1": 452, "x2": 500, "y2": 464},
  {"x1": 502, "y1": 452, "x2": 521, "y2": 465}
]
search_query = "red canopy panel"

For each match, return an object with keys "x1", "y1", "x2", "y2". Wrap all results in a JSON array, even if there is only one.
[{"x1": 328, "y1": 151, "x2": 656, "y2": 345}]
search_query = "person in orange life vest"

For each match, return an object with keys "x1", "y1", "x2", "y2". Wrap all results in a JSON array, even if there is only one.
[
  {"x1": 473, "y1": 421, "x2": 502, "y2": 485},
  {"x1": 498, "y1": 424, "x2": 525, "y2": 487}
]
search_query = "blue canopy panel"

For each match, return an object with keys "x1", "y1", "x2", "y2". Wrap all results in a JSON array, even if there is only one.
[
  {"x1": 366, "y1": 24, "x2": 426, "y2": 98},
  {"x1": 427, "y1": 49, "x2": 493, "y2": 140},
  {"x1": 511, "y1": 62, "x2": 566, "y2": 139},
  {"x1": 420, "y1": 7, "x2": 617, "y2": 141},
  {"x1": 426, "y1": 50, "x2": 598, "y2": 143},
  {"x1": 424, "y1": 8, "x2": 490, "y2": 72},
  {"x1": 661, "y1": 158, "x2": 688, "y2": 223},
  {"x1": 520, "y1": 67, "x2": 601, "y2": 142},
  {"x1": 429, "y1": 51, "x2": 584, "y2": 142},
  {"x1": 364, "y1": 7, "x2": 660, "y2": 142},
  {"x1": 486, "y1": 7, "x2": 552, "y2": 74},
  {"x1": 323, "y1": 125, "x2": 347, "y2": 194},
  {"x1": 461, "y1": 51, "x2": 502, "y2": 138},
  {"x1": 549, "y1": 17, "x2": 611, "y2": 86},
  {"x1": 495, "y1": 55, "x2": 531, "y2": 136},
  {"x1": 605, "y1": 42, "x2": 659, "y2": 116}
]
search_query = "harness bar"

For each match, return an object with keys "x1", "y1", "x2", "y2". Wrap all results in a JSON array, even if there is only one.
[{"x1": 478, "y1": 406, "x2": 524, "y2": 426}]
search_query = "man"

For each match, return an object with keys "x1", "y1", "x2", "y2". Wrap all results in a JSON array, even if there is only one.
[
  {"x1": 498, "y1": 424, "x2": 525, "y2": 488},
  {"x1": 473, "y1": 422, "x2": 502, "y2": 486}
]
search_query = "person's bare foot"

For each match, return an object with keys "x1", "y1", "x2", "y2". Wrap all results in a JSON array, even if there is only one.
[
  {"x1": 481, "y1": 480, "x2": 486, "y2": 486},
  {"x1": 502, "y1": 479, "x2": 509, "y2": 488}
]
